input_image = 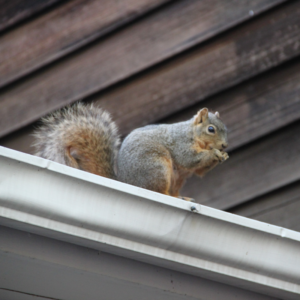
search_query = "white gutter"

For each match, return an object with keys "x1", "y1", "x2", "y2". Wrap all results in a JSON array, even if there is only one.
[{"x1": 0, "y1": 146, "x2": 299, "y2": 300}]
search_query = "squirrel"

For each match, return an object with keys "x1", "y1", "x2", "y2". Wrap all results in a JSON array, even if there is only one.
[{"x1": 33, "y1": 102, "x2": 229, "y2": 201}]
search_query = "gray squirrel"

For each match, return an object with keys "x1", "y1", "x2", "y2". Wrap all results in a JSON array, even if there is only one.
[{"x1": 34, "y1": 102, "x2": 229, "y2": 200}]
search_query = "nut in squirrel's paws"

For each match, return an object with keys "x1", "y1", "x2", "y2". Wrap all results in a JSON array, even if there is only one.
[
  {"x1": 213, "y1": 149, "x2": 225, "y2": 162},
  {"x1": 213, "y1": 149, "x2": 229, "y2": 163},
  {"x1": 222, "y1": 152, "x2": 229, "y2": 162}
]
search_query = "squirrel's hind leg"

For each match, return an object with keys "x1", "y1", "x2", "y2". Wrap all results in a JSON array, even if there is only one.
[
  {"x1": 120, "y1": 153, "x2": 173, "y2": 196},
  {"x1": 169, "y1": 170, "x2": 194, "y2": 202},
  {"x1": 150, "y1": 156, "x2": 173, "y2": 196},
  {"x1": 178, "y1": 196, "x2": 195, "y2": 202}
]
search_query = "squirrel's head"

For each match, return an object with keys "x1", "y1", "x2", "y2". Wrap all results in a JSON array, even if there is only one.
[{"x1": 193, "y1": 108, "x2": 228, "y2": 151}]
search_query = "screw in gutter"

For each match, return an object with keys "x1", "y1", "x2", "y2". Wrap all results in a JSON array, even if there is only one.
[{"x1": 190, "y1": 205, "x2": 197, "y2": 212}]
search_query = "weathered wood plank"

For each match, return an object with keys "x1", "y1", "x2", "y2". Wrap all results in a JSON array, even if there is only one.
[
  {"x1": 181, "y1": 121, "x2": 300, "y2": 210},
  {"x1": 0, "y1": 0, "x2": 171, "y2": 88},
  {"x1": 0, "y1": 0, "x2": 290, "y2": 137},
  {"x1": 229, "y1": 182, "x2": 300, "y2": 232},
  {"x1": 0, "y1": 0, "x2": 62, "y2": 32},
  {"x1": 228, "y1": 181, "x2": 300, "y2": 218},
  {"x1": 2, "y1": 45, "x2": 300, "y2": 159},
  {"x1": 252, "y1": 200, "x2": 300, "y2": 232},
  {"x1": 92, "y1": 0, "x2": 300, "y2": 135},
  {"x1": 0, "y1": 124, "x2": 35, "y2": 155},
  {"x1": 162, "y1": 58, "x2": 300, "y2": 152}
]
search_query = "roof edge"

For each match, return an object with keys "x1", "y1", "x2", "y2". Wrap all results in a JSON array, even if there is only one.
[{"x1": 0, "y1": 146, "x2": 299, "y2": 299}]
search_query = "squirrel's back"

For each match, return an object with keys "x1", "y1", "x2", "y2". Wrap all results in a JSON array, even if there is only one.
[{"x1": 33, "y1": 103, "x2": 120, "y2": 179}]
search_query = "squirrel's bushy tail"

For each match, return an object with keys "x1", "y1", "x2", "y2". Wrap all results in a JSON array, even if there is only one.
[{"x1": 33, "y1": 102, "x2": 120, "y2": 179}]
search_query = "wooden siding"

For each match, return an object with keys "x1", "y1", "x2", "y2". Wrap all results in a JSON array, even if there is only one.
[
  {"x1": 0, "y1": 0, "x2": 299, "y2": 232},
  {"x1": 0, "y1": 0, "x2": 63, "y2": 32},
  {"x1": 229, "y1": 181, "x2": 300, "y2": 232}
]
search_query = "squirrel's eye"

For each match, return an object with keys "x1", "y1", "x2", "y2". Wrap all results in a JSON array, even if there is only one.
[{"x1": 208, "y1": 126, "x2": 215, "y2": 133}]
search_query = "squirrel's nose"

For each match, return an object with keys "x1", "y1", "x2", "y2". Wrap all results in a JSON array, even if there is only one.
[{"x1": 222, "y1": 143, "x2": 228, "y2": 149}]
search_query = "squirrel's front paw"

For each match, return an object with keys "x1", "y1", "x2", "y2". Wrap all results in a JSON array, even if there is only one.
[
  {"x1": 221, "y1": 151, "x2": 229, "y2": 162},
  {"x1": 213, "y1": 149, "x2": 225, "y2": 162}
]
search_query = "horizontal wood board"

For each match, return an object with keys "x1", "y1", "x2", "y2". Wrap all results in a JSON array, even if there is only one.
[
  {"x1": 1, "y1": 55, "x2": 300, "y2": 167},
  {"x1": 162, "y1": 57, "x2": 300, "y2": 152},
  {"x1": 93, "y1": 0, "x2": 300, "y2": 135},
  {"x1": 229, "y1": 181, "x2": 300, "y2": 217},
  {"x1": 253, "y1": 200, "x2": 300, "y2": 232},
  {"x1": 0, "y1": 0, "x2": 172, "y2": 88},
  {"x1": 0, "y1": 125, "x2": 35, "y2": 155},
  {"x1": 0, "y1": 0, "x2": 63, "y2": 32},
  {"x1": 0, "y1": 0, "x2": 291, "y2": 138},
  {"x1": 229, "y1": 182, "x2": 300, "y2": 232}
]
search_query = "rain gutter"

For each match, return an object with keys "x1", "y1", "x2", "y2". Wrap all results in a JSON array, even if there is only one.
[{"x1": 0, "y1": 146, "x2": 299, "y2": 300}]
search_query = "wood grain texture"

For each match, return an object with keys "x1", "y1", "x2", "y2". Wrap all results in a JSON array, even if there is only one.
[
  {"x1": 252, "y1": 200, "x2": 300, "y2": 232},
  {"x1": 0, "y1": 124, "x2": 35, "y2": 155},
  {"x1": 2, "y1": 43, "x2": 300, "y2": 159},
  {"x1": 93, "y1": 0, "x2": 300, "y2": 135},
  {"x1": 0, "y1": 0, "x2": 62, "y2": 32},
  {"x1": 229, "y1": 181, "x2": 300, "y2": 218},
  {"x1": 229, "y1": 182, "x2": 300, "y2": 232},
  {"x1": 162, "y1": 58, "x2": 300, "y2": 152},
  {"x1": 181, "y1": 121, "x2": 300, "y2": 210},
  {"x1": 0, "y1": 0, "x2": 289, "y2": 138},
  {"x1": 0, "y1": 0, "x2": 171, "y2": 88}
]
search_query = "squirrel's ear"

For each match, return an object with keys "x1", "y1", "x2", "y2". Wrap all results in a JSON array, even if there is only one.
[
  {"x1": 215, "y1": 111, "x2": 220, "y2": 118},
  {"x1": 194, "y1": 108, "x2": 208, "y2": 124}
]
